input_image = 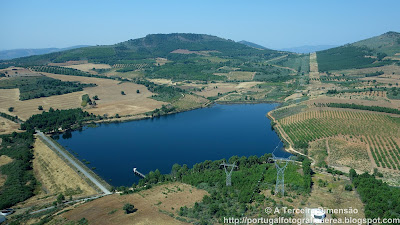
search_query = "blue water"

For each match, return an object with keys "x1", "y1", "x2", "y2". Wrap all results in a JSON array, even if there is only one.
[{"x1": 56, "y1": 103, "x2": 290, "y2": 187}]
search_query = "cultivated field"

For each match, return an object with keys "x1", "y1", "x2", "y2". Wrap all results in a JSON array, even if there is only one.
[
  {"x1": 327, "y1": 136, "x2": 372, "y2": 173},
  {"x1": 0, "y1": 73, "x2": 166, "y2": 120},
  {"x1": 278, "y1": 108, "x2": 400, "y2": 173},
  {"x1": 59, "y1": 183, "x2": 207, "y2": 225}
]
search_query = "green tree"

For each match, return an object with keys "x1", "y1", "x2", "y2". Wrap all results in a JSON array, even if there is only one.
[
  {"x1": 38, "y1": 105, "x2": 43, "y2": 110},
  {"x1": 121, "y1": 91, "x2": 126, "y2": 95},
  {"x1": 136, "y1": 89, "x2": 140, "y2": 94},
  {"x1": 57, "y1": 193, "x2": 65, "y2": 204},
  {"x1": 8, "y1": 107, "x2": 14, "y2": 112},
  {"x1": 123, "y1": 203, "x2": 135, "y2": 214}
]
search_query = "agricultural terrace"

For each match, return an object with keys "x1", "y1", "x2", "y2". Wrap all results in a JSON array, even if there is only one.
[{"x1": 279, "y1": 109, "x2": 400, "y2": 171}]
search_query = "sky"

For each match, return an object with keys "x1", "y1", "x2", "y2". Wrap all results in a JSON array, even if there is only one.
[{"x1": 1, "y1": 0, "x2": 400, "y2": 50}]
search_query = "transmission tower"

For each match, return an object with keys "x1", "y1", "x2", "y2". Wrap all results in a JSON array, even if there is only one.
[
  {"x1": 269, "y1": 142, "x2": 295, "y2": 196},
  {"x1": 220, "y1": 161, "x2": 238, "y2": 186}
]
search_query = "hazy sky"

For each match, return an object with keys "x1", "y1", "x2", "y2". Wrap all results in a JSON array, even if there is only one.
[{"x1": 1, "y1": 0, "x2": 399, "y2": 50}]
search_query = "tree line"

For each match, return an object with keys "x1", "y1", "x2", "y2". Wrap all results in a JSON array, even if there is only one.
[
  {"x1": 350, "y1": 169, "x2": 400, "y2": 220},
  {"x1": 318, "y1": 102, "x2": 400, "y2": 115},
  {"x1": 0, "y1": 131, "x2": 37, "y2": 209},
  {"x1": 21, "y1": 108, "x2": 95, "y2": 133}
]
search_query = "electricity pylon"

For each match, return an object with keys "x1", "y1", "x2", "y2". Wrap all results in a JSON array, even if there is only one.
[
  {"x1": 269, "y1": 141, "x2": 295, "y2": 196},
  {"x1": 269, "y1": 154, "x2": 295, "y2": 196},
  {"x1": 220, "y1": 161, "x2": 238, "y2": 186}
]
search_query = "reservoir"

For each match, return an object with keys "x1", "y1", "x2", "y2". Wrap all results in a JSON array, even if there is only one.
[{"x1": 56, "y1": 103, "x2": 290, "y2": 187}]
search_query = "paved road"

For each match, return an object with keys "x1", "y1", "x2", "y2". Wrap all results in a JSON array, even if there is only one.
[{"x1": 36, "y1": 130, "x2": 111, "y2": 195}]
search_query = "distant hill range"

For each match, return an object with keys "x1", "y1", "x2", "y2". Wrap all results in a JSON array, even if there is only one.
[
  {"x1": 0, "y1": 45, "x2": 90, "y2": 60},
  {"x1": 238, "y1": 40, "x2": 269, "y2": 50},
  {"x1": 317, "y1": 31, "x2": 400, "y2": 72},
  {"x1": 3, "y1": 33, "x2": 284, "y2": 66},
  {"x1": 279, "y1": 45, "x2": 338, "y2": 54}
]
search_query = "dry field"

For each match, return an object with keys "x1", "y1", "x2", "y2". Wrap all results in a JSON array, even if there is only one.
[
  {"x1": 59, "y1": 182, "x2": 207, "y2": 225},
  {"x1": 170, "y1": 49, "x2": 219, "y2": 56},
  {"x1": 0, "y1": 155, "x2": 13, "y2": 187},
  {"x1": 63, "y1": 63, "x2": 111, "y2": 72},
  {"x1": 173, "y1": 94, "x2": 209, "y2": 110},
  {"x1": 0, "y1": 67, "x2": 39, "y2": 77},
  {"x1": 32, "y1": 136, "x2": 97, "y2": 197},
  {"x1": 215, "y1": 71, "x2": 256, "y2": 81},
  {"x1": 155, "y1": 57, "x2": 169, "y2": 66},
  {"x1": 148, "y1": 78, "x2": 176, "y2": 85},
  {"x1": 284, "y1": 92, "x2": 303, "y2": 102},
  {"x1": 327, "y1": 136, "x2": 372, "y2": 173},
  {"x1": 192, "y1": 81, "x2": 261, "y2": 98},
  {"x1": 0, "y1": 117, "x2": 20, "y2": 135},
  {"x1": 360, "y1": 75, "x2": 400, "y2": 84},
  {"x1": 305, "y1": 173, "x2": 365, "y2": 222},
  {"x1": 48, "y1": 60, "x2": 88, "y2": 66},
  {"x1": 308, "y1": 96, "x2": 400, "y2": 110},
  {"x1": 46, "y1": 74, "x2": 166, "y2": 117},
  {"x1": 0, "y1": 73, "x2": 166, "y2": 120},
  {"x1": 337, "y1": 65, "x2": 400, "y2": 77}
]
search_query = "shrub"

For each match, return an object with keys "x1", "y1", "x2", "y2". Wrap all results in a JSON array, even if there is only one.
[{"x1": 123, "y1": 203, "x2": 135, "y2": 214}]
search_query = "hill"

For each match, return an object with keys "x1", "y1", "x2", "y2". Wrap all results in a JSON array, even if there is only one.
[
  {"x1": 279, "y1": 45, "x2": 337, "y2": 54},
  {"x1": 317, "y1": 31, "x2": 400, "y2": 71},
  {"x1": 0, "y1": 45, "x2": 90, "y2": 60},
  {"x1": 4, "y1": 33, "x2": 284, "y2": 66},
  {"x1": 238, "y1": 40, "x2": 269, "y2": 50}
]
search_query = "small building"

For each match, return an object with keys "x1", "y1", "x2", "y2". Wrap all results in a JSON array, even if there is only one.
[{"x1": 304, "y1": 208, "x2": 326, "y2": 224}]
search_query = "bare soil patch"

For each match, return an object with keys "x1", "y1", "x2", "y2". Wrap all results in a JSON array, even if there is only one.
[{"x1": 61, "y1": 182, "x2": 207, "y2": 225}]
